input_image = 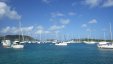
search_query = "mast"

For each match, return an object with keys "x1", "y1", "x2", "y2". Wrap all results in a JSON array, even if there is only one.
[
  {"x1": 104, "y1": 31, "x2": 106, "y2": 42},
  {"x1": 55, "y1": 32, "x2": 58, "y2": 41},
  {"x1": 78, "y1": 35, "x2": 80, "y2": 42},
  {"x1": 19, "y1": 20, "x2": 24, "y2": 42},
  {"x1": 89, "y1": 30, "x2": 92, "y2": 41},
  {"x1": 39, "y1": 32, "x2": 42, "y2": 42},
  {"x1": 109, "y1": 23, "x2": 112, "y2": 42}
]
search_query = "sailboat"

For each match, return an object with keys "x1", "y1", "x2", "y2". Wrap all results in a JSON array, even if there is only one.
[
  {"x1": 11, "y1": 21, "x2": 24, "y2": 48},
  {"x1": 55, "y1": 42, "x2": 67, "y2": 46},
  {"x1": 97, "y1": 23, "x2": 113, "y2": 49},
  {"x1": 83, "y1": 31, "x2": 97, "y2": 44},
  {"x1": 55, "y1": 35, "x2": 68, "y2": 46}
]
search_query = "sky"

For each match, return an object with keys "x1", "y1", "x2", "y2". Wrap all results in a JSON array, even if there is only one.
[{"x1": 0, "y1": 0, "x2": 113, "y2": 40}]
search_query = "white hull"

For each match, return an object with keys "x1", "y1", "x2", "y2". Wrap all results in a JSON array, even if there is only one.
[
  {"x1": 98, "y1": 44, "x2": 113, "y2": 49},
  {"x1": 83, "y1": 41, "x2": 97, "y2": 44},
  {"x1": 55, "y1": 43, "x2": 67, "y2": 46},
  {"x1": 11, "y1": 45, "x2": 24, "y2": 48},
  {"x1": 98, "y1": 42, "x2": 109, "y2": 45}
]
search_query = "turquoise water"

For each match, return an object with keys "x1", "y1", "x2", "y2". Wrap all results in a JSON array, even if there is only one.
[{"x1": 0, "y1": 43, "x2": 113, "y2": 64}]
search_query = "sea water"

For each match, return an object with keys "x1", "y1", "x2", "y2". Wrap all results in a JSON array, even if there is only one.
[{"x1": 0, "y1": 43, "x2": 113, "y2": 64}]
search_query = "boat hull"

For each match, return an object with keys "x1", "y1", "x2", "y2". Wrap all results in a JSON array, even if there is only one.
[
  {"x1": 55, "y1": 43, "x2": 67, "y2": 46},
  {"x1": 11, "y1": 45, "x2": 24, "y2": 48},
  {"x1": 98, "y1": 44, "x2": 113, "y2": 49}
]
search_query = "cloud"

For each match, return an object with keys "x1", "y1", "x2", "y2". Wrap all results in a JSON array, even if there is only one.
[
  {"x1": 86, "y1": 28, "x2": 91, "y2": 31},
  {"x1": 68, "y1": 12, "x2": 76, "y2": 16},
  {"x1": 49, "y1": 25, "x2": 65, "y2": 31},
  {"x1": 35, "y1": 25, "x2": 51, "y2": 34},
  {"x1": 1, "y1": 26, "x2": 19, "y2": 34},
  {"x1": 0, "y1": 0, "x2": 8, "y2": 2},
  {"x1": 36, "y1": 25, "x2": 44, "y2": 30},
  {"x1": 102, "y1": 0, "x2": 113, "y2": 7},
  {"x1": 51, "y1": 12, "x2": 65, "y2": 17},
  {"x1": 1, "y1": 26, "x2": 10, "y2": 33},
  {"x1": 83, "y1": 0, "x2": 100, "y2": 8},
  {"x1": 0, "y1": 2, "x2": 21, "y2": 20},
  {"x1": 21, "y1": 26, "x2": 34, "y2": 32},
  {"x1": 42, "y1": 0, "x2": 51, "y2": 4},
  {"x1": 1, "y1": 26, "x2": 34, "y2": 34},
  {"x1": 83, "y1": 0, "x2": 113, "y2": 8},
  {"x1": 88, "y1": 19, "x2": 97, "y2": 24},
  {"x1": 60, "y1": 18, "x2": 70, "y2": 25},
  {"x1": 81, "y1": 24, "x2": 87, "y2": 28},
  {"x1": 35, "y1": 30, "x2": 44, "y2": 34}
]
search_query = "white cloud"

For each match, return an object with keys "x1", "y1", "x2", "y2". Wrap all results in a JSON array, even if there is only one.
[
  {"x1": 42, "y1": 0, "x2": 51, "y2": 4},
  {"x1": 36, "y1": 25, "x2": 44, "y2": 30},
  {"x1": 21, "y1": 26, "x2": 34, "y2": 32},
  {"x1": 86, "y1": 28, "x2": 91, "y2": 32},
  {"x1": 1, "y1": 26, "x2": 34, "y2": 34},
  {"x1": 35, "y1": 25, "x2": 51, "y2": 34},
  {"x1": 68, "y1": 12, "x2": 76, "y2": 16},
  {"x1": 51, "y1": 12, "x2": 65, "y2": 17},
  {"x1": 102, "y1": 0, "x2": 113, "y2": 7},
  {"x1": 1, "y1": 26, "x2": 10, "y2": 33},
  {"x1": 1, "y1": 26, "x2": 19, "y2": 34},
  {"x1": 0, "y1": 0, "x2": 8, "y2": 2},
  {"x1": 81, "y1": 24, "x2": 87, "y2": 28},
  {"x1": 88, "y1": 19, "x2": 97, "y2": 24},
  {"x1": 83, "y1": 0, "x2": 113, "y2": 8},
  {"x1": 7, "y1": 10, "x2": 21, "y2": 20},
  {"x1": 44, "y1": 31, "x2": 50, "y2": 34},
  {"x1": 49, "y1": 25, "x2": 65, "y2": 31},
  {"x1": 35, "y1": 30, "x2": 44, "y2": 34},
  {"x1": 35, "y1": 29, "x2": 50, "y2": 34},
  {"x1": 83, "y1": 0, "x2": 100, "y2": 8},
  {"x1": 52, "y1": 30, "x2": 60, "y2": 34},
  {"x1": 60, "y1": 19, "x2": 70, "y2": 25},
  {"x1": 0, "y1": 2, "x2": 21, "y2": 20}
]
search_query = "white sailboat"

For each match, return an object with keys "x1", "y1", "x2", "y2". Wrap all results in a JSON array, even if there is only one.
[
  {"x1": 83, "y1": 30, "x2": 97, "y2": 44},
  {"x1": 55, "y1": 35, "x2": 68, "y2": 46},
  {"x1": 83, "y1": 41, "x2": 96, "y2": 44},
  {"x1": 11, "y1": 21, "x2": 24, "y2": 48},
  {"x1": 55, "y1": 42, "x2": 67, "y2": 46},
  {"x1": 98, "y1": 23, "x2": 113, "y2": 49}
]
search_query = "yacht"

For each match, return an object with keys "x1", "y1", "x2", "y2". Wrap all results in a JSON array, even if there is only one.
[
  {"x1": 83, "y1": 41, "x2": 97, "y2": 44},
  {"x1": 97, "y1": 23, "x2": 113, "y2": 49},
  {"x1": 11, "y1": 41, "x2": 24, "y2": 48},
  {"x1": 97, "y1": 42, "x2": 113, "y2": 48},
  {"x1": 55, "y1": 41, "x2": 67, "y2": 46},
  {"x1": 11, "y1": 21, "x2": 24, "y2": 49},
  {"x1": 2, "y1": 40, "x2": 11, "y2": 48}
]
